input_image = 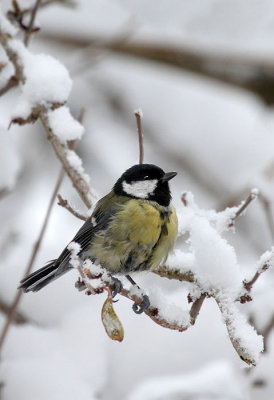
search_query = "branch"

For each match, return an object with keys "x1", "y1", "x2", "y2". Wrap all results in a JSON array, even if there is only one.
[
  {"x1": 189, "y1": 293, "x2": 207, "y2": 325},
  {"x1": 0, "y1": 75, "x2": 19, "y2": 96},
  {"x1": 0, "y1": 297, "x2": 29, "y2": 324},
  {"x1": 0, "y1": 188, "x2": 9, "y2": 200},
  {"x1": 243, "y1": 249, "x2": 274, "y2": 293},
  {"x1": 0, "y1": 165, "x2": 66, "y2": 353},
  {"x1": 80, "y1": 270, "x2": 190, "y2": 332},
  {"x1": 7, "y1": 0, "x2": 75, "y2": 29},
  {"x1": 39, "y1": 109, "x2": 94, "y2": 209},
  {"x1": 228, "y1": 189, "x2": 258, "y2": 228},
  {"x1": 39, "y1": 33, "x2": 274, "y2": 106},
  {"x1": 24, "y1": 0, "x2": 42, "y2": 46},
  {"x1": 216, "y1": 298, "x2": 259, "y2": 366},
  {"x1": 154, "y1": 264, "x2": 195, "y2": 283},
  {"x1": 57, "y1": 194, "x2": 88, "y2": 221},
  {"x1": 134, "y1": 109, "x2": 144, "y2": 164}
]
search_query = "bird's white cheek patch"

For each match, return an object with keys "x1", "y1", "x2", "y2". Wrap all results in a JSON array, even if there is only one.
[{"x1": 122, "y1": 179, "x2": 157, "y2": 198}]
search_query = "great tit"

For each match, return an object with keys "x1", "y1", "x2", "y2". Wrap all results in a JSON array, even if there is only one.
[{"x1": 19, "y1": 164, "x2": 178, "y2": 313}]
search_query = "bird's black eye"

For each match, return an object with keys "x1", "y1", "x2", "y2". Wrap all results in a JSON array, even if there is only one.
[{"x1": 143, "y1": 175, "x2": 149, "y2": 180}]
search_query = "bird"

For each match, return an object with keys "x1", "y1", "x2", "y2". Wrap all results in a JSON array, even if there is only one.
[{"x1": 19, "y1": 164, "x2": 178, "y2": 313}]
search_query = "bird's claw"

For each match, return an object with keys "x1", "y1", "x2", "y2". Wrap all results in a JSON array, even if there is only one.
[
  {"x1": 75, "y1": 278, "x2": 86, "y2": 292},
  {"x1": 132, "y1": 294, "x2": 150, "y2": 314},
  {"x1": 111, "y1": 277, "x2": 123, "y2": 298}
]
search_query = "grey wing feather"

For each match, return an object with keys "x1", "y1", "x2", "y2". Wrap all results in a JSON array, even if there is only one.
[{"x1": 55, "y1": 204, "x2": 116, "y2": 273}]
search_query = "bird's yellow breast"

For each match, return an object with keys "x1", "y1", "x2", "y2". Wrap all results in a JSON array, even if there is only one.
[{"x1": 88, "y1": 199, "x2": 178, "y2": 274}]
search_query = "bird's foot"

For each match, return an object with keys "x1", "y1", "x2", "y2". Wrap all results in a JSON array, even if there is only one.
[
  {"x1": 75, "y1": 278, "x2": 86, "y2": 292},
  {"x1": 111, "y1": 276, "x2": 123, "y2": 298},
  {"x1": 132, "y1": 294, "x2": 150, "y2": 314}
]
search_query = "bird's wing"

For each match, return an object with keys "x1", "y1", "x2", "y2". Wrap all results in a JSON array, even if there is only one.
[{"x1": 54, "y1": 191, "x2": 125, "y2": 271}]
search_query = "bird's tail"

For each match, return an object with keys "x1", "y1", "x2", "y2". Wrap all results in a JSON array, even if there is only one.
[{"x1": 18, "y1": 260, "x2": 61, "y2": 292}]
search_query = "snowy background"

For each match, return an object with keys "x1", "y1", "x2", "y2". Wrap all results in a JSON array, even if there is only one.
[{"x1": 1, "y1": 0, "x2": 274, "y2": 399}]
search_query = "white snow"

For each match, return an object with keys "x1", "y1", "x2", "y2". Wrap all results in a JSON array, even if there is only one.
[
  {"x1": 166, "y1": 194, "x2": 264, "y2": 364},
  {"x1": 217, "y1": 297, "x2": 264, "y2": 366},
  {"x1": 67, "y1": 241, "x2": 81, "y2": 268},
  {"x1": 149, "y1": 288, "x2": 191, "y2": 329},
  {"x1": 47, "y1": 106, "x2": 84, "y2": 143},
  {"x1": 8, "y1": 40, "x2": 72, "y2": 119},
  {"x1": 165, "y1": 249, "x2": 195, "y2": 273},
  {"x1": 256, "y1": 247, "x2": 274, "y2": 273},
  {"x1": 66, "y1": 149, "x2": 86, "y2": 176}
]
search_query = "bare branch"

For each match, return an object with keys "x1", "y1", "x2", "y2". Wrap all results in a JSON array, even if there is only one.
[
  {"x1": 0, "y1": 165, "x2": 66, "y2": 353},
  {"x1": 134, "y1": 109, "x2": 144, "y2": 164},
  {"x1": 243, "y1": 252, "x2": 273, "y2": 293},
  {"x1": 0, "y1": 32, "x2": 25, "y2": 84},
  {"x1": 228, "y1": 189, "x2": 258, "y2": 228},
  {"x1": 38, "y1": 33, "x2": 274, "y2": 106},
  {"x1": 0, "y1": 75, "x2": 19, "y2": 96},
  {"x1": 0, "y1": 297, "x2": 29, "y2": 324},
  {"x1": 189, "y1": 293, "x2": 206, "y2": 325},
  {"x1": 0, "y1": 188, "x2": 9, "y2": 200},
  {"x1": 24, "y1": 0, "x2": 42, "y2": 46},
  {"x1": 154, "y1": 264, "x2": 195, "y2": 283},
  {"x1": 57, "y1": 194, "x2": 88, "y2": 221}
]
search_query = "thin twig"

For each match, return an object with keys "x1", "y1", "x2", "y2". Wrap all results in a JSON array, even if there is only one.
[
  {"x1": 134, "y1": 109, "x2": 144, "y2": 164},
  {"x1": 0, "y1": 75, "x2": 19, "y2": 97},
  {"x1": 24, "y1": 0, "x2": 42, "y2": 46},
  {"x1": 0, "y1": 31, "x2": 25, "y2": 84},
  {"x1": 37, "y1": 33, "x2": 274, "y2": 106},
  {"x1": 0, "y1": 167, "x2": 66, "y2": 352},
  {"x1": 189, "y1": 293, "x2": 206, "y2": 325},
  {"x1": 243, "y1": 263, "x2": 272, "y2": 293},
  {"x1": 228, "y1": 189, "x2": 258, "y2": 227},
  {"x1": 0, "y1": 110, "x2": 85, "y2": 351},
  {"x1": 0, "y1": 188, "x2": 9, "y2": 200},
  {"x1": 154, "y1": 264, "x2": 195, "y2": 283},
  {"x1": 0, "y1": 297, "x2": 29, "y2": 324},
  {"x1": 57, "y1": 194, "x2": 88, "y2": 221}
]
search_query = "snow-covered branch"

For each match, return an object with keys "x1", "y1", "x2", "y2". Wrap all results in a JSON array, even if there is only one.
[{"x1": 0, "y1": 12, "x2": 96, "y2": 209}]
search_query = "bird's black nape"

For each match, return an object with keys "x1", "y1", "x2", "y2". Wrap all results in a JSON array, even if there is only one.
[{"x1": 113, "y1": 164, "x2": 176, "y2": 207}]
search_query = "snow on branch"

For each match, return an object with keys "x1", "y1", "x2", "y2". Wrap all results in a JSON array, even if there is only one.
[
  {"x1": 163, "y1": 192, "x2": 268, "y2": 365},
  {"x1": 0, "y1": 9, "x2": 96, "y2": 209}
]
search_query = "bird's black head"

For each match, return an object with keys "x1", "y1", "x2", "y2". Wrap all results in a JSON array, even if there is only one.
[{"x1": 114, "y1": 164, "x2": 177, "y2": 207}]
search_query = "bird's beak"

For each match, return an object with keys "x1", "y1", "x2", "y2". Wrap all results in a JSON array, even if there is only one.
[{"x1": 161, "y1": 171, "x2": 177, "y2": 182}]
